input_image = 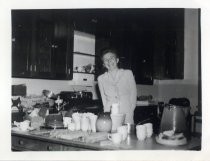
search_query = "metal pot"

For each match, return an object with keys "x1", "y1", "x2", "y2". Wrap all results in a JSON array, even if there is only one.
[{"x1": 160, "y1": 104, "x2": 188, "y2": 134}]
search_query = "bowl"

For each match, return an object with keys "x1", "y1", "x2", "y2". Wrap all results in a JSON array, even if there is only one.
[{"x1": 110, "y1": 113, "x2": 126, "y2": 132}]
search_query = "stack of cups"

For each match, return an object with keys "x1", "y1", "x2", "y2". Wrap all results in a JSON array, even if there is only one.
[
  {"x1": 136, "y1": 125, "x2": 147, "y2": 141},
  {"x1": 136, "y1": 123, "x2": 153, "y2": 141},
  {"x1": 117, "y1": 125, "x2": 128, "y2": 141},
  {"x1": 144, "y1": 123, "x2": 153, "y2": 138}
]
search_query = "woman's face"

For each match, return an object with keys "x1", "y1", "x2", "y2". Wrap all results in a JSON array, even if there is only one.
[{"x1": 102, "y1": 52, "x2": 119, "y2": 71}]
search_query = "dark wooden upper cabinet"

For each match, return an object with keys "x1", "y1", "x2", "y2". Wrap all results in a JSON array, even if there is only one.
[
  {"x1": 153, "y1": 9, "x2": 184, "y2": 79},
  {"x1": 129, "y1": 29, "x2": 154, "y2": 85},
  {"x1": 94, "y1": 9, "x2": 184, "y2": 84},
  {"x1": 12, "y1": 10, "x2": 73, "y2": 80},
  {"x1": 12, "y1": 9, "x2": 184, "y2": 83},
  {"x1": 12, "y1": 11, "x2": 32, "y2": 77},
  {"x1": 33, "y1": 15, "x2": 54, "y2": 78}
]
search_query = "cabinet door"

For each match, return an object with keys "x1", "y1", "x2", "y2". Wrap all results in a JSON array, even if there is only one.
[
  {"x1": 153, "y1": 9, "x2": 184, "y2": 79},
  {"x1": 12, "y1": 10, "x2": 73, "y2": 80},
  {"x1": 34, "y1": 18, "x2": 54, "y2": 78},
  {"x1": 12, "y1": 11, "x2": 32, "y2": 77},
  {"x1": 130, "y1": 30, "x2": 154, "y2": 85},
  {"x1": 153, "y1": 29, "x2": 184, "y2": 79},
  {"x1": 51, "y1": 19, "x2": 73, "y2": 79},
  {"x1": 34, "y1": 13, "x2": 73, "y2": 80}
]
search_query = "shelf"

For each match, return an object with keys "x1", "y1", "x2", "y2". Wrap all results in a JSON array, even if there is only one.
[
  {"x1": 73, "y1": 71, "x2": 95, "y2": 75},
  {"x1": 73, "y1": 52, "x2": 96, "y2": 57}
]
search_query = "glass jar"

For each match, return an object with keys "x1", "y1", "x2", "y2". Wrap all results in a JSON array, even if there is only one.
[{"x1": 96, "y1": 112, "x2": 112, "y2": 132}]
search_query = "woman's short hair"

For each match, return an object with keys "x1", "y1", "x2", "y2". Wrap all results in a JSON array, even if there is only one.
[{"x1": 100, "y1": 48, "x2": 119, "y2": 61}]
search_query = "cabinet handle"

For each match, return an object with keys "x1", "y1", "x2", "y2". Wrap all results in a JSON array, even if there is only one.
[
  {"x1": 19, "y1": 140, "x2": 24, "y2": 145},
  {"x1": 34, "y1": 65, "x2": 36, "y2": 72},
  {"x1": 47, "y1": 145, "x2": 53, "y2": 151},
  {"x1": 68, "y1": 68, "x2": 71, "y2": 75},
  {"x1": 51, "y1": 44, "x2": 58, "y2": 48},
  {"x1": 30, "y1": 65, "x2": 32, "y2": 72}
]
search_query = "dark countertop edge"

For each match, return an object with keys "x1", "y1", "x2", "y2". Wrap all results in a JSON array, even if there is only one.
[
  {"x1": 11, "y1": 131, "x2": 114, "y2": 151},
  {"x1": 11, "y1": 131, "x2": 201, "y2": 151}
]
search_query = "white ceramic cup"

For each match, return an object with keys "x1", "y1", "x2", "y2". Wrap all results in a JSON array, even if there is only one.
[
  {"x1": 144, "y1": 123, "x2": 153, "y2": 138},
  {"x1": 63, "y1": 117, "x2": 72, "y2": 127},
  {"x1": 108, "y1": 132, "x2": 123, "y2": 144},
  {"x1": 111, "y1": 103, "x2": 120, "y2": 114},
  {"x1": 68, "y1": 122, "x2": 76, "y2": 131},
  {"x1": 117, "y1": 125, "x2": 128, "y2": 141},
  {"x1": 18, "y1": 120, "x2": 30, "y2": 131},
  {"x1": 80, "y1": 116, "x2": 89, "y2": 132},
  {"x1": 89, "y1": 115, "x2": 97, "y2": 132},
  {"x1": 72, "y1": 113, "x2": 81, "y2": 131},
  {"x1": 136, "y1": 125, "x2": 147, "y2": 141}
]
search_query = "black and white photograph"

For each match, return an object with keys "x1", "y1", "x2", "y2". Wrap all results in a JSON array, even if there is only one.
[{"x1": 0, "y1": 0, "x2": 210, "y2": 160}]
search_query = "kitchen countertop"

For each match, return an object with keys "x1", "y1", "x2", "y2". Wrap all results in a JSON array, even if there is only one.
[{"x1": 11, "y1": 129, "x2": 201, "y2": 151}]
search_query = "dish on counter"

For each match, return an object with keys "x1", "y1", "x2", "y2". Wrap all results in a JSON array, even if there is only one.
[
  {"x1": 41, "y1": 122, "x2": 65, "y2": 129},
  {"x1": 49, "y1": 129, "x2": 108, "y2": 143},
  {"x1": 155, "y1": 130, "x2": 187, "y2": 146},
  {"x1": 12, "y1": 126, "x2": 35, "y2": 132}
]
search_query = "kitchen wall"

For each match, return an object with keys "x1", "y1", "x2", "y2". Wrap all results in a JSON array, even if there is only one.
[
  {"x1": 12, "y1": 78, "x2": 98, "y2": 99},
  {"x1": 12, "y1": 9, "x2": 199, "y2": 108}
]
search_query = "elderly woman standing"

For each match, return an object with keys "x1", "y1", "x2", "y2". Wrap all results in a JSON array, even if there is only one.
[{"x1": 97, "y1": 49, "x2": 137, "y2": 124}]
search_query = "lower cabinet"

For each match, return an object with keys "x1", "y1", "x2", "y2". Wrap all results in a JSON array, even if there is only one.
[
  {"x1": 12, "y1": 135, "x2": 90, "y2": 151},
  {"x1": 134, "y1": 105, "x2": 163, "y2": 134}
]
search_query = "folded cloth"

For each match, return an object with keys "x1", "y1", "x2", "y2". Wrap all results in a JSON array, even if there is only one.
[
  {"x1": 38, "y1": 106, "x2": 48, "y2": 118},
  {"x1": 50, "y1": 130, "x2": 87, "y2": 140},
  {"x1": 136, "y1": 101, "x2": 149, "y2": 106},
  {"x1": 49, "y1": 130, "x2": 108, "y2": 143},
  {"x1": 84, "y1": 132, "x2": 108, "y2": 143},
  {"x1": 99, "y1": 140, "x2": 132, "y2": 150},
  {"x1": 30, "y1": 116, "x2": 45, "y2": 129}
]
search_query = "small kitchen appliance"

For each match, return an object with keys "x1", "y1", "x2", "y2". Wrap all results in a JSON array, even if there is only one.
[
  {"x1": 59, "y1": 91, "x2": 102, "y2": 115},
  {"x1": 156, "y1": 99, "x2": 190, "y2": 146}
]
